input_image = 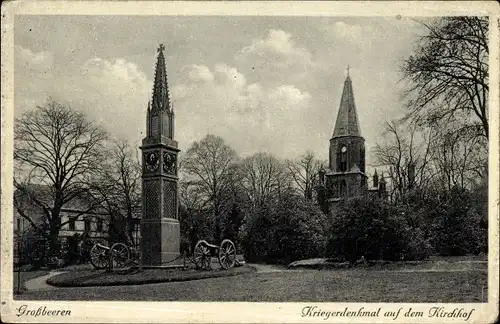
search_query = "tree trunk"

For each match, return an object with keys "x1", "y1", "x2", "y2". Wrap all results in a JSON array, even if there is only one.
[
  {"x1": 49, "y1": 204, "x2": 63, "y2": 258},
  {"x1": 126, "y1": 213, "x2": 135, "y2": 246},
  {"x1": 214, "y1": 215, "x2": 221, "y2": 243},
  {"x1": 48, "y1": 226, "x2": 60, "y2": 258}
]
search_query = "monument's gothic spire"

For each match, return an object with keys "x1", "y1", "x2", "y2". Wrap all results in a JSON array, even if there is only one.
[
  {"x1": 146, "y1": 44, "x2": 175, "y2": 139},
  {"x1": 151, "y1": 44, "x2": 171, "y2": 113},
  {"x1": 332, "y1": 75, "x2": 361, "y2": 138},
  {"x1": 140, "y1": 44, "x2": 180, "y2": 266}
]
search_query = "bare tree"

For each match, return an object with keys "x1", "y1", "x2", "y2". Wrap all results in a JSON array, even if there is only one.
[
  {"x1": 403, "y1": 17, "x2": 489, "y2": 139},
  {"x1": 92, "y1": 139, "x2": 142, "y2": 245},
  {"x1": 178, "y1": 180, "x2": 214, "y2": 251},
  {"x1": 428, "y1": 120, "x2": 488, "y2": 191},
  {"x1": 239, "y1": 152, "x2": 291, "y2": 212},
  {"x1": 179, "y1": 180, "x2": 209, "y2": 214},
  {"x1": 180, "y1": 134, "x2": 239, "y2": 240},
  {"x1": 374, "y1": 121, "x2": 433, "y2": 203},
  {"x1": 14, "y1": 101, "x2": 108, "y2": 253},
  {"x1": 287, "y1": 151, "x2": 327, "y2": 200}
]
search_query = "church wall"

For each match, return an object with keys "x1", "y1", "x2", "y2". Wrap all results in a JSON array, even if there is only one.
[{"x1": 326, "y1": 173, "x2": 368, "y2": 199}]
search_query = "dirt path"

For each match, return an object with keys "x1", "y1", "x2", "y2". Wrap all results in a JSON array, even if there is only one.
[
  {"x1": 248, "y1": 263, "x2": 289, "y2": 273},
  {"x1": 24, "y1": 271, "x2": 66, "y2": 291}
]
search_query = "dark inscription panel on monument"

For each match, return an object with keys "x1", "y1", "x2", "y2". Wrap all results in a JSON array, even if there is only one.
[
  {"x1": 163, "y1": 179, "x2": 177, "y2": 219},
  {"x1": 143, "y1": 180, "x2": 160, "y2": 219},
  {"x1": 144, "y1": 151, "x2": 160, "y2": 173},
  {"x1": 163, "y1": 152, "x2": 177, "y2": 174}
]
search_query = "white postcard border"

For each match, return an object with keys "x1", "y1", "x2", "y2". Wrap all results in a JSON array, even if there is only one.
[{"x1": 1, "y1": 1, "x2": 499, "y2": 323}]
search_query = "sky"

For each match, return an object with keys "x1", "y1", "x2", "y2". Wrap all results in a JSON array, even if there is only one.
[{"x1": 14, "y1": 15, "x2": 428, "y2": 171}]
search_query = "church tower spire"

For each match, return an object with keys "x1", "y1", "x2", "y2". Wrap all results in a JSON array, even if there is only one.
[
  {"x1": 332, "y1": 74, "x2": 361, "y2": 138},
  {"x1": 151, "y1": 44, "x2": 171, "y2": 113},
  {"x1": 325, "y1": 71, "x2": 367, "y2": 203}
]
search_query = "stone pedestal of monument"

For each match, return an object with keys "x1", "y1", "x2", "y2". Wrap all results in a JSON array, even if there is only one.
[{"x1": 141, "y1": 218, "x2": 181, "y2": 266}]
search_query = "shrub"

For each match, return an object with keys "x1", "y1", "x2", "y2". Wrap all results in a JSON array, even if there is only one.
[
  {"x1": 179, "y1": 207, "x2": 213, "y2": 254},
  {"x1": 239, "y1": 196, "x2": 327, "y2": 264},
  {"x1": 221, "y1": 202, "x2": 245, "y2": 253},
  {"x1": 430, "y1": 186, "x2": 487, "y2": 256},
  {"x1": 17, "y1": 229, "x2": 56, "y2": 269},
  {"x1": 400, "y1": 224, "x2": 432, "y2": 261},
  {"x1": 62, "y1": 233, "x2": 82, "y2": 265},
  {"x1": 325, "y1": 196, "x2": 431, "y2": 262}
]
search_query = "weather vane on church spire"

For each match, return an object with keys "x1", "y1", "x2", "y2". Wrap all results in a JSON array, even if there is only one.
[{"x1": 346, "y1": 65, "x2": 350, "y2": 77}]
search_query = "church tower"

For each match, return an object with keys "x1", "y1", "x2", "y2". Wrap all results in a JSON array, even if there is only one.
[
  {"x1": 140, "y1": 44, "x2": 181, "y2": 266},
  {"x1": 324, "y1": 72, "x2": 367, "y2": 202}
]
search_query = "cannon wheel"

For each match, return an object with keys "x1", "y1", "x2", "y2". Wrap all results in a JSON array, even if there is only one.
[
  {"x1": 218, "y1": 239, "x2": 236, "y2": 270},
  {"x1": 110, "y1": 243, "x2": 130, "y2": 269},
  {"x1": 89, "y1": 243, "x2": 109, "y2": 269},
  {"x1": 193, "y1": 240, "x2": 212, "y2": 270}
]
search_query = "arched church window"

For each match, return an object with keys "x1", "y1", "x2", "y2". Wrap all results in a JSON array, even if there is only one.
[
  {"x1": 331, "y1": 181, "x2": 338, "y2": 197},
  {"x1": 339, "y1": 180, "x2": 347, "y2": 197}
]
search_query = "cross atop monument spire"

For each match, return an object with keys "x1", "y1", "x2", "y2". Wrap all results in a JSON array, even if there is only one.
[
  {"x1": 332, "y1": 73, "x2": 361, "y2": 138},
  {"x1": 151, "y1": 43, "x2": 171, "y2": 113}
]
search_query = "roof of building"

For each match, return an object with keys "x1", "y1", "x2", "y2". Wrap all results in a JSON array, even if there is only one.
[
  {"x1": 332, "y1": 75, "x2": 361, "y2": 138},
  {"x1": 325, "y1": 168, "x2": 366, "y2": 176}
]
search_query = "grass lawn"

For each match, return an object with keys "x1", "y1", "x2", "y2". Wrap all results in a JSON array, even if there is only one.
[
  {"x1": 47, "y1": 265, "x2": 256, "y2": 287},
  {"x1": 17, "y1": 269, "x2": 487, "y2": 302}
]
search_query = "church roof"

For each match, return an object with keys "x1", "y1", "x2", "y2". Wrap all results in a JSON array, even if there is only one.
[
  {"x1": 332, "y1": 75, "x2": 361, "y2": 138},
  {"x1": 151, "y1": 44, "x2": 171, "y2": 113}
]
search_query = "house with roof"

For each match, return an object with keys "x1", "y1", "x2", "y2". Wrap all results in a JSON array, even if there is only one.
[{"x1": 14, "y1": 184, "x2": 109, "y2": 250}]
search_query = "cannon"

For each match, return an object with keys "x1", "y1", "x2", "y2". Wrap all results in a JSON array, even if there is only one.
[
  {"x1": 89, "y1": 242, "x2": 133, "y2": 270},
  {"x1": 193, "y1": 239, "x2": 236, "y2": 270}
]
